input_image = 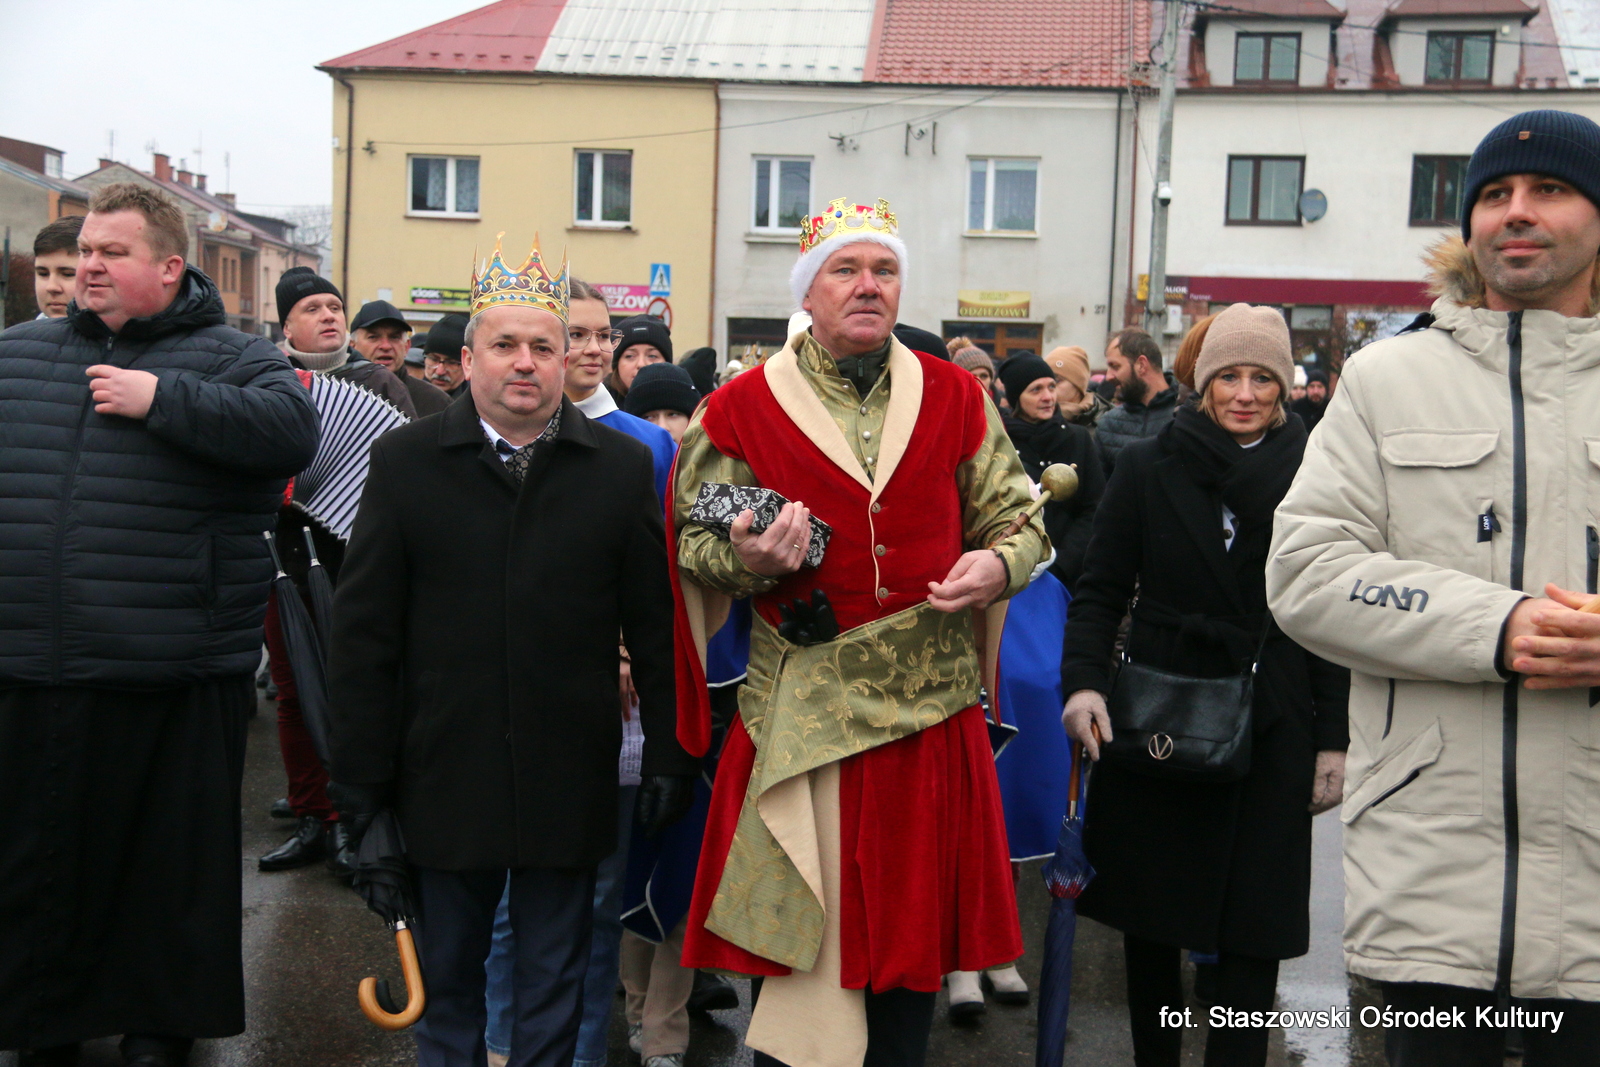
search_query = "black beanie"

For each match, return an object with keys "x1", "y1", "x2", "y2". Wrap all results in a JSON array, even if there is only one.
[
  {"x1": 624, "y1": 362, "x2": 700, "y2": 419},
  {"x1": 276, "y1": 266, "x2": 343, "y2": 326},
  {"x1": 999, "y1": 354, "x2": 1055, "y2": 408},
  {"x1": 423, "y1": 313, "x2": 469, "y2": 358},
  {"x1": 1462, "y1": 110, "x2": 1600, "y2": 239},
  {"x1": 679, "y1": 347, "x2": 717, "y2": 396},
  {"x1": 615, "y1": 315, "x2": 673, "y2": 364},
  {"x1": 892, "y1": 322, "x2": 950, "y2": 360}
]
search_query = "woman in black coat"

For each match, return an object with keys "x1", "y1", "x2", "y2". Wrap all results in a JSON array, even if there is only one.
[
  {"x1": 997, "y1": 354, "x2": 1106, "y2": 591},
  {"x1": 1060, "y1": 305, "x2": 1349, "y2": 1067}
]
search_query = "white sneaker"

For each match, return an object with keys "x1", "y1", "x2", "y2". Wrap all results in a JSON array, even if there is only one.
[
  {"x1": 946, "y1": 969, "x2": 985, "y2": 1024},
  {"x1": 628, "y1": 1022, "x2": 643, "y2": 1054},
  {"x1": 983, "y1": 963, "x2": 1030, "y2": 1006},
  {"x1": 644, "y1": 1056, "x2": 684, "y2": 1067}
]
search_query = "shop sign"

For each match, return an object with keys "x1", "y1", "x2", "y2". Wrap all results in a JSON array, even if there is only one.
[
  {"x1": 1135, "y1": 275, "x2": 1190, "y2": 304},
  {"x1": 596, "y1": 284, "x2": 654, "y2": 314},
  {"x1": 957, "y1": 290, "x2": 1030, "y2": 318},
  {"x1": 410, "y1": 287, "x2": 471, "y2": 308}
]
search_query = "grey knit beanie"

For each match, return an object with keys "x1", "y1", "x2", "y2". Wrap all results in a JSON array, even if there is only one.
[
  {"x1": 1193, "y1": 303, "x2": 1293, "y2": 396},
  {"x1": 953, "y1": 347, "x2": 994, "y2": 376}
]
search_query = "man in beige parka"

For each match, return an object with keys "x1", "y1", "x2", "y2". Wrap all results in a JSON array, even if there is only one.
[{"x1": 1269, "y1": 110, "x2": 1600, "y2": 1065}]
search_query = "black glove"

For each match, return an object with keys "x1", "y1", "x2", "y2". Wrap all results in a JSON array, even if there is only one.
[
  {"x1": 635, "y1": 774, "x2": 696, "y2": 838},
  {"x1": 327, "y1": 780, "x2": 390, "y2": 852},
  {"x1": 777, "y1": 589, "x2": 839, "y2": 647}
]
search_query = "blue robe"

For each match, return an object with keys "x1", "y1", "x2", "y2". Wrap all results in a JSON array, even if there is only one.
[{"x1": 994, "y1": 571, "x2": 1073, "y2": 861}]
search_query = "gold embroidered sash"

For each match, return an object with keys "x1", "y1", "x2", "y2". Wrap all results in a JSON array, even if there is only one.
[{"x1": 704, "y1": 601, "x2": 981, "y2": 969}]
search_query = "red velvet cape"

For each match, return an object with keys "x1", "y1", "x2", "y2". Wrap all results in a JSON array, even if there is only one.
[{"x1": 670, "y1": 350, "x2": 1022, "y2": 993}]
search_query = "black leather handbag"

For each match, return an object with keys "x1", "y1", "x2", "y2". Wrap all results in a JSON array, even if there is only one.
[{"x1": 1101, "y1": 612, "x2": 1267, "y2": 783}]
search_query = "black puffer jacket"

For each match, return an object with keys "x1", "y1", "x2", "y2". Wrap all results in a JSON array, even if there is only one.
[
  {"x1": 1095, "y1": 371, "x2": 1180, "y2": 474},
  {"x1": 0, "y1": 266, "x2": 320, "y2": 688}
]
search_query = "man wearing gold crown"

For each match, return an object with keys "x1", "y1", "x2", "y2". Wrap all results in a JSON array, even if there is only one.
[
  {"x1": 670, "y1": 199, "x2": 1049, "y2": 1067},
  {"x1": 325, "y1": 236, "x2": 697, "y2": 1067}
]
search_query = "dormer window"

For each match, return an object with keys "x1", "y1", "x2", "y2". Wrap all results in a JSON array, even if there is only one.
[
  {"x1": 1235, "y1": 32, "x2": 1301, "y2": 84},
  {"x1": 1425, "y1": 32, "x2": 1493, "y2": 85}
]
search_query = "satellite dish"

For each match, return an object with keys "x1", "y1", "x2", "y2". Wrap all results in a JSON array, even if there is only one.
[
  {"x1": 207, "y1": 211, "x2": 226, "y2": 232},
  {"x1": 1299, "y1": 189, "x2": 1327, "y2": 223}
]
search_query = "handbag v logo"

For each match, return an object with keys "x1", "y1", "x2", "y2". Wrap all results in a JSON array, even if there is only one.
[{"x1": 1147, "y1": 733, "x2": 1174, "y2": 760}]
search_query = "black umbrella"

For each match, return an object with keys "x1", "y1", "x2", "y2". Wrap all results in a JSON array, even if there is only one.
[
  {"x1": 300, "y1": 526, "x2": 334, "y2": 645},
  {"x1": 352, "y1": 809, "x2": 426, "y2": 1029},
  {"x1": 1035, "y1": 739, "x2": 1097, "y2": 1067},
  {"x1": 262, "y1": 531, "x2": 332, "y2": 766}
]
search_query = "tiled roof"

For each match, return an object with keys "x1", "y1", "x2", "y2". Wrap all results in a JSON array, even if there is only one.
[
  {"x1": 321, "y1": 0, "x2": 565, "y2": 72},
  {"x1": 1385, "y1": 0, "x2": 1538, "y2": 17},
  {"x1": 0, "y1": 156, "x2": 90, "y2": 199},
  {"x1": 1193, "y1": 0, "x2": 1346, "y2": 18},
  {"x1": 867, "y1": 0, "x2": 1151, "y2": 87}
]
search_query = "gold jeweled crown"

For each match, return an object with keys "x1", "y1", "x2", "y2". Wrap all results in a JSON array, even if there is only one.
[
  {"x1": 798, "y1": 197, "x2": 898, "y2": 255},
  {"x1": 470, "y1": 232, "x2": 570, "y2": 323}
]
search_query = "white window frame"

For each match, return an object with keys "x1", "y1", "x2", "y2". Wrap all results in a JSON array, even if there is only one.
[
  {"x1": 750, "y1": 155, "x2": 812, "y2": 234},
  {"x1": 966, "y1": 157, "x2": 1041, "y2": 236},
  {"x1": 573, "y1": 149, "x2": 634, "y2": 229},
  {"x1": 406, "y1": 155, "x2": 481, "y2": 219}
]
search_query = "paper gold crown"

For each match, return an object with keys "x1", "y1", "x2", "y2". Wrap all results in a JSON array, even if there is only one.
[
  {"x1": 470, "y1": 232, "x2": 570, "y2": 323},
  {"x1": 798, "y1": 197, "x2": 898, "y2": 256}
]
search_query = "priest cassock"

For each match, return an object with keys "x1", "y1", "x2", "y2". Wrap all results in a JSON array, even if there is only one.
[
  {"x1": 671, "y1": 198, "x2": 1050, "y2": 1067},
  {"x1": 325, "y1": 235, "x2": 696, "y2": 1067},
  {"x1": 0, "y1": 182, "x2": 320, "y2": 1066}
]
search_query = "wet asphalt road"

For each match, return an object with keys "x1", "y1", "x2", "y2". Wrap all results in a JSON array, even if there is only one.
[{"x1": 7, "y1": 694, "x2": 1397, "y2": 1067}]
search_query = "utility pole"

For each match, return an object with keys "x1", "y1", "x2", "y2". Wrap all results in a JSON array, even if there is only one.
[{"x1": 1143, "y1": 0, "x2": 1182, "y2": 336}]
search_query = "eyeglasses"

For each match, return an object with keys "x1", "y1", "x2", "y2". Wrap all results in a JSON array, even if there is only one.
[
  {"x1": 568, "y1": 327, "x2": 620, "y2": 350},
  {"x1": 423, "y1": 353, "x2": 461, "y2": 366}
]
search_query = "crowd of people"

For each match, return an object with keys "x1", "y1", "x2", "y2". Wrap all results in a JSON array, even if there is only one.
[{"x1": 3, "y1": 107, "x2": 1600, "y2": 1067}]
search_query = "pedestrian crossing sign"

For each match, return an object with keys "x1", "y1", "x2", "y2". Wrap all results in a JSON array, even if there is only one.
[{"x1": 649, "y1": 263, "x2": 671, "y2": 297}]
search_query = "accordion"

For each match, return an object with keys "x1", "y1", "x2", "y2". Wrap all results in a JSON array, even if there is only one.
[{"x1": 292, "y1": 374, "x2": 410, "y2": 540}]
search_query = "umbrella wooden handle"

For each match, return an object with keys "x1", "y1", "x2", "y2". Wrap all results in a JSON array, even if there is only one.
[
  {"x1": 1581, "y1": 594, "x2": 1600, "y2": 614},
  {"x1": 359, "y1": 924, "x2": 426, "y2": 1030}
]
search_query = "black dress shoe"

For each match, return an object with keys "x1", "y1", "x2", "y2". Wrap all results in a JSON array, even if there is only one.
[
  {"x1": 120, "y1": 1034, "x2": 192, "y2": 1067},
  {"x1": 19, "y1": 1044, "x2": 80, "y2": 1066},
  {"x1": 269, "y1": 797, "x2": 294, "y2": 819},
  {"x1": 258, "y1": 815, "x2": 327, "y2": 871},
  {"x1": 687, "y1": 969, "x2": 741, "y2": 1014},
  {"x1": 325, "y1": 821, "x2": 357, "y2": 882}
]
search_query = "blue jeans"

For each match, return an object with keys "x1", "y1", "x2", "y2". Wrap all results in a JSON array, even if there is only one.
[{"x1": 487, "y1": 785, "x2": 636, "y2": 1064}]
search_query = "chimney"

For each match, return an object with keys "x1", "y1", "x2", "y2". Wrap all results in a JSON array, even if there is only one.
[
  {"x1": 215, "y1": 192, "x2": 236, "y2": 207},
  {"x1": 195, "y1": 173, "x2": 207, "y2": 192},
  {"x1": 98, "y1": 158, "x2": 114, "y2": 170},
  {"x1": 176, "y1": 169, "x2": 193, "y2": 186},
  {"x1": 152, "y1": 153, "x2": 172, "y2": 181}
]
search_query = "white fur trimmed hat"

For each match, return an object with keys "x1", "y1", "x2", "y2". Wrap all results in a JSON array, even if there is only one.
[{"x1": 789, "y1": 197, "x2": 908, "y2": 308}]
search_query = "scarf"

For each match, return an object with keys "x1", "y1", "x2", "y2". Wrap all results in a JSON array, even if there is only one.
[
  {"x1": 282, "y1": 335, "x2": 350, "y2": 373},
  {"x1": 1166, "y1": 406, "x2": 1306, "y2": 601}
]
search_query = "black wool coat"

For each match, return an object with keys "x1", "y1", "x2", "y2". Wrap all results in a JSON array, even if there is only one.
[
  {"x1": 1061, "y1": 424, "x2": 1349, "y2": 960},
  {"x1": 0, "y1": 266, "x2": 319, "y2": 687},
  {"x1": 1002, "y1": 413, "x2": 1105, "y2": 592},
  {"x1": 327, "y1": 394, "x2": 696, "y2": 871}
]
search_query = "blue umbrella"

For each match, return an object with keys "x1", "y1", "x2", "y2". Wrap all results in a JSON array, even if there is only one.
[{"x1": 1036, "y1": 739, "x2": 1096, "y2": 1067}]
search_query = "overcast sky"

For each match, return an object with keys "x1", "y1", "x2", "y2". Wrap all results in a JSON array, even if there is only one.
[{"x1": 1, "y1": 0, "x2": 467, "y2": 214}]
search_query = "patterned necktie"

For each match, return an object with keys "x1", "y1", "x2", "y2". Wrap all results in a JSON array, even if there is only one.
[
  {"x1": 498, "y1": 439, "x2": 538, "y2": 486},
  {"x1": 491, "y1": 405, "x2": 563, "y2": 487}
]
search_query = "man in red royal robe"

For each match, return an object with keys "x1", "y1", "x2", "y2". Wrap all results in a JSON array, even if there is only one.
[{"x1": 670, "y1": 198, "x2": 1050, "y2": 1067}]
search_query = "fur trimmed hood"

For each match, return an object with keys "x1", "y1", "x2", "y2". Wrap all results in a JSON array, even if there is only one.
[{"x1": 1424, "y1": 235, "x2": 1600, "y2": 317}]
